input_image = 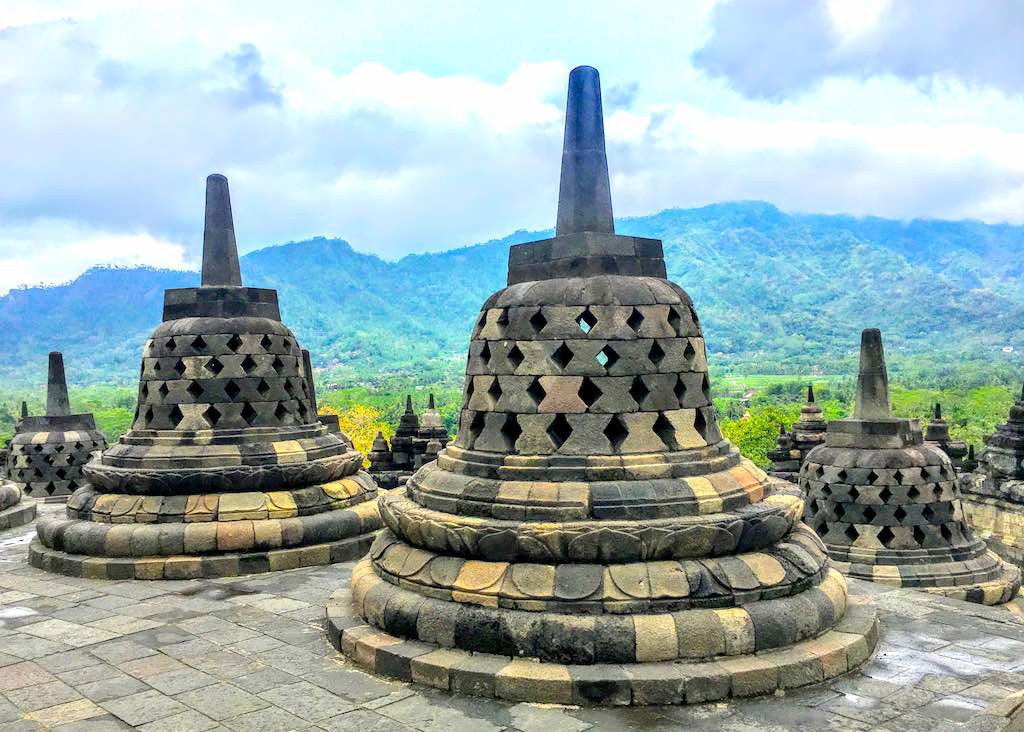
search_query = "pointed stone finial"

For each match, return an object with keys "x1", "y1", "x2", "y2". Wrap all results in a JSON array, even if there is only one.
[
  {"x1": 405, "y1": 395, "x2": 414, "y2": 414},
  {"x1": 555, "y1": 66, "x2": 614, "y2": 237},
  {"x1": 853, "y1": 328, "x2": 891, "y2": 420},
  {"x1": 1019, "y1": 382, "x2": 1024, "y2": 402},
  {"x1": 428, "y1": 393, "x2": 436, "y2": 410},
  {"x1": 301, "y1": 349, "x2": 318, "y2": 416},
  {"x1": 46, "y1": 351, "x2": 71, "y2": 417},
  {"x1": 934, "y1": 402, "x2": 942, "y2": 420},
  {"x1": 969, "y1": 444, "x2": 975, "y2": 459},
  {"x1": 20, "y1": 401, "x2": 27, "y2": 419},
  {"x1": 807, "y1": 384, "x2": 815, "y2": 403},
  {"x1": 201, "y1": 174, "x2": 243, "y2": 287}
]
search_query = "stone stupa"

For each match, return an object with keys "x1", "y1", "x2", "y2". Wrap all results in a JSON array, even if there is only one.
[
  {"x1": 801, "y1": 329, "x2": 1019, "y2": 604},
  {"x1": 767, "y1": 424, "x2": 800, "y2": 481},
  {"x1": 30, "y1": 174, "x2": 382, "y2": 579},
  {"x1": 769, "y1": 385, "x2": 827, "y2": 483},
  {"x1": 327, "y1": 66, "x2": 879, "y2": 706},
  {"x1": 924, "y1": 402, "x2": 967, "y2": 471},
  {"x1": 6, "y1": 352, "x2": 107, "y2": 502},
  {"x1": 960, "y1": 385, "x2": 1024, "y2": 569}
]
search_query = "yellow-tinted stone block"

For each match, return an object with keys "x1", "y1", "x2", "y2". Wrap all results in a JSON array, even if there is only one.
[
  {"x1": 687, "y1": 476, "x2": 723, "y2": 514},
  {"x1": 871, "y1": 564, "x2": 902, "y2": 587},
  {"x1": 634, "y1": 615, "x2": 678, "y2": 662},
  {"x1": 716, "y1": 607, "x2": 755, "y2": 655},
  {"x1": 453, "y1": 560, "x2": 508, "y2": 593},
  {"x1": 218, "y1": 492, "x2": 268, "y2": 521},
  {"x1": 272, "y1": 440, "x2": 306, "y2": 464},
  {"x1": 739, "y1": 554, "x2": 786, "y2": 586},
  {"x1": 265, "y1": 491, "x2": 298, "y2": 518}
]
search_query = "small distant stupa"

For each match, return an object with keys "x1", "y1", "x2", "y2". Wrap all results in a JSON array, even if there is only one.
[
  {"x1": 366, "y1": 394, "x2": 451, "y2": 488},
  {"x1": 768, "y1": 384, "x2": 827, "y2": 481},
  {"x1": 960, "y1": 384, "x2": 1024, "y2": 569},
  {"x1": 801, "y1": 329, "x2": 1019, "y2": 604},
  {"x1": 5, "y1": 352, "x2": 107, "y2": 502},
  {"x1": 923, "y1": 402, "x2": 967, "y2": 471},
  {"x1": 30, "y1": 174, "x2": 382, "y2": 579}
]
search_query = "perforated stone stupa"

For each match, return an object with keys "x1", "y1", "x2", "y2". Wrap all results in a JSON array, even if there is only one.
[
  {"x1": 801, "y1": 329, "x2": 1019, "y2": 604},
  {"x1": 368, "y1": 394, "x2": 451, "y2": 489},
  {"x1": 30, "y1": 174, "x2": 382, "y2": 579},
  {"x1": 960, "y1": 385, "x2": 1024, "y2": 569},
  {"x1": 327, "y1": 66, "x2": 879, "y2": 706},
  {"x1": 6, "y1": 352, "x2": 106, "y2": 502}
]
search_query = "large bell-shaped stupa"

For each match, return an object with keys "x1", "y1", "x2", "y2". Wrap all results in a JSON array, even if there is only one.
[
  {"x1": 30, "y1": 175, "x2": 382, "y2": 579},
  {"x1": 326, "y1": 66, "x2": 879, "y2": 706}
]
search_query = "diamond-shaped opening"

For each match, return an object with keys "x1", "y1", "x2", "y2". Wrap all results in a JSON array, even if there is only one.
[
  {"x1": 191, "y1": 335, "x2": 207, "y2": 350},
  {"x1": 529, "y1": 309, "x2": 547, "y2": 334},
  {"x1": 913, "y1": 526, "x2": 927, "y2": 545},
  {"x1": 495, "y1": 309, "x2": 509, "y2": 335},
  {"x1": 908, "y1": 486, "x2": 920, "y2": 500},
  {"x1": 474, "y1": 311, "x2": 488, "y2": 336},
  {"x1": 877, "y1": 526, "x2": 895, "y2": 547},
  {"x1": 653, "y1": 412, "x2": 678, "y2": 451},
  {"x1": 862, "y1": 506, "x2": 877, "y2": 523},
  {"x1": 627, "y1": 308, "x2": 644, "y2": 333},
  {"x1": 932, "y1": 485, "x2": 943, "y2": 500},
  {"x1": 879, "y1": 487, "x2": 893, "y2": 503},
  {"x1": 174, "y1": 359, "x2": 187, "y2": 376},
  {"x1": 54, "y1": 445, "x2": 64, "y2": 453},
  {"x1": 866, "y1": 470, "x2": 878, "y2": 484},
  {"x1": 667, "y1": 307, "x2": 681, "y2": 336},
  {"x1": 140, "y1": 383, "x2": 149, "y2": 400},
  {"x1": 203, "y1": 405, "x2": 222, "y2": 426},
  {"x1": 239, "y1": 354, "x2": 257, "y2": 374},
  {"x1": 241, "y1": 402, "x2": 258, "y2": 426},
  {"x1": 224, "y1": 380, "x2": 241, "y2": 400},
  {"x1": 467, "y1": 411, "x2": 486, "y2": 447},
  {"x1": 683, "y1": 341, "x2": 697, "y2": 362},
  {"x1": 844, "y1": 524, "x2": 859, "y2": 542},
  {"x1": 143, "y1": 406, "x2": 155, "y2": 426},
  {"x1": 154, "y1": 361, "x2": 162, "y2": 373},
  {"x1": 165, "y1": 337, "x2": 177, "y2": 351},
  {"x1": 282, "y1": 338, "x2": 291, "y2": 351},
  {"x1": 628, "y1": 376, "x2": 650, "y2": 407},
  {"x1": 894, "y1": 506, "x2": 907, "y2": 522},
  {"x1": 507, "y1": 345, "x2": 525, "y2": 370},
  {"x1": 261, "y1": 334, "x2": 274, "y2": 351},
  {"x1": 186, "y1": 381, "x2": 204, "y2": 398},
  {"x1": 168, "y1": 405, "x2": 184, "y2": 427},
  {"x1": 596, "y1": 345, "x2": 619, "y2": 370},
  {"x1": 256, "y1": 378, "x2": 271, "y2": 396},
  {"x1": 849, "y1": 486, "x2": 860, "y2": 501},
  {"x1": 922, "y1": 504, "x2": 936, "y2": 522},
  {"x1": 158, "y1": 383, "x2": 170, "y2": 399},
  {"x1": 480, "y1": 341, "x2": 492, "y2": 366},
  {"x1": 274, "y1": 402, "x2": 289, "y2": 422},
  {"x1": 487, "y1": 377, "x2": 503, "y2": 407},
  {"x1": 576, "y1": 309, "x2": 597, "y2": 335},
  {"x1": 648, "y1": 341, "x2": 665, "y2": 367},
  {"x1": 55, "y1": 467, "x2": 67, "y2": 479},
  {"x1": 551, "y1": 342, "x2": 573, "y2": 370},
  {"x1": 206, "y1": 357, "x2": 224, "y2": 375},
  {"x1": 227, "y1": 334, "x2": 244, "y2": 352},
  {"x1": 689, "y1": 306, "x2": 700, "y2": 327},
  {"x1": 500, "y1": 414, "x2": 522, "y2": 451},
  {"x1": 837, "y1": 469, "x2": 847, "y2": 482},
  {"x1": 575, "y1": 377, "x2": 602, "y2": 408},
  {"x1": 673, "y1": 375, "x2": 687, "y2": 405},
  {"x1": 822, "y1": 485, "x2": 832, "y2": 497},
  {"x1": 527, "y1": 377, "x2": 546, "y2": 406},
  {"x1": 297, "y1": 401, "x2": 308, "y2": 417},
  {"x1": 694, "y1": 409, "x2": 708, "y2": 441},
  {"x1": 284, "y1": 379, "x2": 296, "y2": 396},
  {"x1": 547, "y1": 413, "x2": 573, "y2": 450},
  {"x1": 465, "y1": 378, "x2": 476, "y2": 401},
  {"x1": 272, "y1": 356, "x2": 286, "y2": 375},
  {"x1": 701, "y1": 373, "x2": 711, "y2": 401},
  {"x1": 809, "y1": 498, "x2": 820, "y2": 514},
  {"x1": 940, "y1": 524, "x2": 953, "y2": 541},
  {"x1": 893, "y1": 469, "x2": 903, "y2": 484},
  {"x1": 603, "y1": 415, "x2": 629, "y2": 451}
]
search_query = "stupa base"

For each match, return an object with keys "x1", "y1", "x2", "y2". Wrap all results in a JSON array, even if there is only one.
[
  {"x1": 326, "y1": 571, "x2": 879, "y2": 706},
  {"x1": 28, "y1": 499, "x2": 383, "y2": 579},
  {"x1": 0, "y1": 484, "x2": 36, "y2": 530},
  {"x1": 831, "y1": 555, "x2": 1021, "y2": 605}
]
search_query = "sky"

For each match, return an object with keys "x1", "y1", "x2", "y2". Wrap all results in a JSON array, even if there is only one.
[{"x1": 1, "y1": 0, "x2": 1023, "y2": 294}]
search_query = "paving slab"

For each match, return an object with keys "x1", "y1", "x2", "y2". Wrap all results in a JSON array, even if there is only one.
[{"x1": 6, "y1": 504, "x2": 1024, "y2": 730}]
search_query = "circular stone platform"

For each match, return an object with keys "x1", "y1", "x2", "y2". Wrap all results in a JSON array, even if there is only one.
[
  {"x1": 0, "y1": 482, "x2": 36, "y2": 530},
  {"x1": 327, "y1": 569, "x2": 879, "y2": 705}
]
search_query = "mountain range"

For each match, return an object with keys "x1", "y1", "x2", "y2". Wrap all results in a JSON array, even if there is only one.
[{"x1": 2, "y1": 201, "x2": 1023, "y2": 389}]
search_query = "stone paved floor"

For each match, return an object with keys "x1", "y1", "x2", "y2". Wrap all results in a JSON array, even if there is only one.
[{"x1": 3, "y1": 504, "x2": 1024, "y2": 731}]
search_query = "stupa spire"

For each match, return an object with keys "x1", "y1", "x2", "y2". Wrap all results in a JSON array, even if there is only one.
[
  {"x1": 46, "y1": 351, "x2": 71, "y2": 417},
  {"x1": 555, "y1": 65, "x2": 614, "y2": 236},
  {"x1": 20, "y1": 401, "x2": 27, "y2": 419},
  {"x1": 807, "y1": 384, "x2": 815, "y2": 403},
  {"x1": 404, "y1": 395, "x2": 414, "y2": 414},
  {"x1": 853, "y1": 328, "x2": 891, "y2": 420},
  {"x1": 934, "y1": 402, "x2": 942, "y2": 420},
  {"x1": 201, "y1": 173, "x2": 243, "y2": 287},
  {"x1": 428, "y1": 393, "x2": 436, "y2": 410}
]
